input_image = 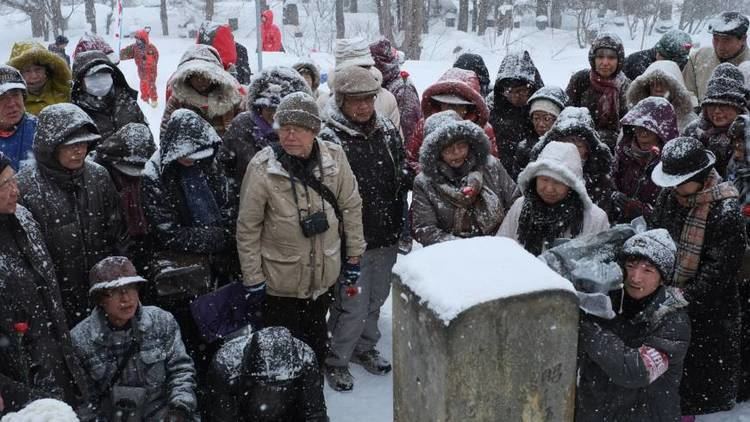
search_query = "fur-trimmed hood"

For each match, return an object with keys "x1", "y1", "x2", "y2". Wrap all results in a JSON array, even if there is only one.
[
  {"x1": 292, "y1": 60, "x2": 321, "y2": 91},
  {"x1": 419, "y1": 116, "x2": 491, "y2": 180},
  {"x1": 246, "y1": 66, "x2": 312, "y2": 111},
  {"x1": 8, "y1": 41, "x2": 71, "y2": 98},
  {"x1": 519, "y1": 141, "x2": 594, "y2": 210},
  {"x1": 421, "y1": 68, "x2": 490, "y2": 125},
  {"x1": 171, "y1": 48, "x2": 242, "y2": 118},
  {"x1": 529, "y1": 107, "x2": 613, "y2": 178},
  {"x1": 626, "y1": 60, "x2": 696, "y2": 117}
]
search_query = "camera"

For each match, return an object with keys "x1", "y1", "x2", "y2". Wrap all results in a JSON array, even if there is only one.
[{"x1": 299, "y1": 211, "x2": 329, "y2": 237}]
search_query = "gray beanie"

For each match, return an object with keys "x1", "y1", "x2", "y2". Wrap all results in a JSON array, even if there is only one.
[
  {"x1": 621, "y1": 229, "x2": 676, "y2": 280},
  {"x1": 274, "y1": 92, "x2": 322, "y2": 133},
  {"x1": 334, "y1": 65, "x2": 380, "y2": 107}
]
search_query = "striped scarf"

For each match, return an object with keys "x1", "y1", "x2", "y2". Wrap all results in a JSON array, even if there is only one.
[{"x1": 673, "y1": 169, "x2": 739, "y2": 286}]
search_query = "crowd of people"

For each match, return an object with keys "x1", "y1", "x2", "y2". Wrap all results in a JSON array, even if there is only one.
[{"x1": 1, "y1": 9, "x2": 750, "y2": 422}]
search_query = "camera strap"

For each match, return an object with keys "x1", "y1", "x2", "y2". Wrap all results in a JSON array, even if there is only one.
[{"x1": 100, "y1": 338, "x2": 140, "y2": 402}]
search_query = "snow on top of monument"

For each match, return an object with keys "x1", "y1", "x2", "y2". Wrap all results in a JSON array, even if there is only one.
[{"x1": 392, "y1": 236, "x2": 574, "y2": 325}]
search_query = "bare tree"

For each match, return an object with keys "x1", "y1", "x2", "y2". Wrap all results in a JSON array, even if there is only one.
[
  {"x1": 560, "y1": 0, "x2": 597, "y2": 48},
  {"x1": 402, "y1": 0, "x2": 424, "y2": 59},
  {"x1": 377, "y1": 0, "x2": 395, "y2": 41},
  {"x1": 85, "y1": 0, "x2": 96, "y2": 33},
  {"x1": 205, "y1": 0, "x2": 214, "y2": 20},
  {"x1": 161, "y1": 0, "x2": 169, "y2": 35},
  {"x1": 477, "y1": 0, "x2": 491, "y2": 35},
  {"x1": 336, "y1": 0, "x2": 345, "y2": 37},
  {"x1": 0, "y1": 0, "x2": 66, "y2": 40},
  {"x1": 458, "y1": 0, "x2": 469, "y2": 31}
]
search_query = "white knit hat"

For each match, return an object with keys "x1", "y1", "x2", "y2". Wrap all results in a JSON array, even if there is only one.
[
  {"x1": 334, "y1": 37, "x2": 375, "y2": 70},
  {"x1": 529, "y1": 98, "x2": 563, "y2": 117}
]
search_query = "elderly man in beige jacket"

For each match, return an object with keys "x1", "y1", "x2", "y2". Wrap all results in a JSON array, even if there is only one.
[
  {"x1": 683, "y1": 11, "x2": 750, "y2": 102},
  {"x1": 236, "y1": 92, "x2": 366, "y2": 365}
]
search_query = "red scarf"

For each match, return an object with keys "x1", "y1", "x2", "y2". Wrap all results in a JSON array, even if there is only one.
[{"x1": 589, "y1": 71, "x2": 625, "y2": 129}]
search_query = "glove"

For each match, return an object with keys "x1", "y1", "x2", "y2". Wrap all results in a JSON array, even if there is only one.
[
  {"x1": 341, "y1": 261, "x2": 361, "y2": 297},
  {"x1": 244, "y1": 281, "x2": 267, "y2": 307},
  {"x1": 611, "y1": 191, "x2": 629, "y2": 209},
  {"x1": 729, "y1": 114, "x2": 750, "y2": 141}
]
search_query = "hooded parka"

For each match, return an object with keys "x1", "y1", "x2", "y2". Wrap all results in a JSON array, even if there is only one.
[
  {"x1": 528, "y1": 107, "x2": 616, "y2": 214},
  {"x1": 71, "y1": 51, "x2": 147, "y2": 142},
  {"x1": 489, "y1": 50, "x2": 545, "y2": 178},
  {"x1": 16, "y1": 104, "x2": 125, "y2": 325},
  {"x1": 0, "y1": 205, "x2": 89, "y2": 414},
  {"x1": 612, "y1": 97, "x2": 679, "y2": 224},
  {"x1": 261, "y1": 10, "x2": 283, "y2": 52},
  {"x1": 411, "y1": 116, "x2": 517, "y2": 246},
  {"x1": 120, "y1": 30, "x2": 159, "y2": 102},
  {"x1": 406, "y1": 68, "x2": 497, "y2": 174},
  {"x1": 626, "y1": 60, "x2": 699, "y2": 132},
  {"x1": 206, "y1": 326, "x2": 327, "y2": 421},
  {"x1": 566, "y1": 33, "x2": 631, "y2": 149},
  {"x1": 7, "y1": 42, "x2": 71, "y2": 116}
]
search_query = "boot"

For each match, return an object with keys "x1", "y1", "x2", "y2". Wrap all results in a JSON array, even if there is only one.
[
  {"x1": 149, "y1": 99, "x2": 158, "y2": 108},
  {"x1": 351, "y1": 349, "x2": 392, "y2": 375},
  {"x1": 324, "y1": 364, "x2": 354, "y2": 392}
]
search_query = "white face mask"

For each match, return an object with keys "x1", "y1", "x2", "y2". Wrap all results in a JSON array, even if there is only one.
[{"x1": 84, "y1": 72, "x2": 113, "y2": 97}]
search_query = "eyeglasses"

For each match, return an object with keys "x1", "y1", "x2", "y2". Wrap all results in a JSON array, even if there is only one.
[
  {"x1": 278, "y1": 126, "x2": 310, "y2": 136},
  {"x1": 531, "y1": 114, "x2": 556, "y2": 124},
  {"x1": 102, "y1": 285, "x2": 138, "y2": 298}
]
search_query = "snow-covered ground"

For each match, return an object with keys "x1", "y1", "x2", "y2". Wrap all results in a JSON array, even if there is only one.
[{"x1": 0, "y1": 2, "x2": 748, "y2": 420}]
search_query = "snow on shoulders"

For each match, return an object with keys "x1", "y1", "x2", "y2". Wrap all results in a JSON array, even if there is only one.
[{"x1": 392, "y1": 237, "x2": 574, "y2": 325}]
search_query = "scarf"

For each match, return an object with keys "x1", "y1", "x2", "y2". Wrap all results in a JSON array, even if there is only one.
[
  {"x1": 672, "y1": 169, "x2": 739, "y2": 286},
  {"x1": 179, "y1": 163, "x2": 221, "y2": 227},
  {"x1": 516, "y1": 187, "x2": 585, "y2": 256},
  {"x1": 589, "y1": 70, "x2": 625, "y2": 129},
  {"x1": 433, "y1": 163, "x2": 502, "y2": 236},
  {"x1": 112, "y1": 172, "x2": 148, "y2": 237}
]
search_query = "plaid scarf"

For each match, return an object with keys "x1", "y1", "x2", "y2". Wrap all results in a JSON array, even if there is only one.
[{"x1": 672, "y1": 169, "x2": 739, "y2": 286}]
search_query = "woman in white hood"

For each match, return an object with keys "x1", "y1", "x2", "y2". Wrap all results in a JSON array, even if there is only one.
[
  {"x1": 497, "y1": 141, "x2": 609, "y2": 255},
  {"x1": 626, "y1": 60, "x2": 699, "y2": 132}
]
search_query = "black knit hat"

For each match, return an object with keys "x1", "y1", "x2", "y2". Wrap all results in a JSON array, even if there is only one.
[
  {"x1": 702, "y1": 62, "x2": 749, "y2": 110},
  {"x1": 651, "y1": 137, "x2": 716, "y2": 187},
  {"x1": 0, "y1": 152, "x2": 11, "y2": 173},
  {"x1": 708, "y1": 11, "x2": 750, "y2": 38}
]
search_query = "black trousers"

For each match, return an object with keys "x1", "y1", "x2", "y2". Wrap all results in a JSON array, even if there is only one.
[{"x1": 264, "y1": 288, "x2": 334, "y2": 365}]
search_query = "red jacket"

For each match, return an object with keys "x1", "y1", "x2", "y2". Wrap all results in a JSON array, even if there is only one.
[
  {"x1": 261, "y1": 10, "x2": 282, "y2": 52},
  {"x1": 120, "y1": 30, "x2": 158, "y2": 82},
  {"x1": 197, "y1": 23, "x2": 237, "y2": 70},
  {"x1": 406, "y1": 68, "x2": 496, "y2": 174}
]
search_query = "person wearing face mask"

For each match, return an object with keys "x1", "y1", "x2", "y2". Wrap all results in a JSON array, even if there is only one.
[
  {"x1": 611, "y1": 97, "x2": 679, "y2": 224},
  {"x1": 526, "y1": 107, "x2": 615, "y2": 215},
  {"x1": 7, "y1": 41, "x2": 71, "y2": 116},
  {"x1": 683, "y1": 62, "x2": 750, "y2": 178},
  {"x1": 649, "y1": 137, "x2": 746, "y2": 418},
  {"x1": 411, "y1": 111, "x2": 516, "y2": 246},
  {"x1": 626, "y1": 60, "x2": 699, "y2": 132},
  {"x1": 497, "y1": 141, "x2": 609, "y2": 255},
  {"x1": 575, "y1": 229, "x2": 690, "y2": 422},
  {"x1": 71, "y1": 51, "x2": 147, "y2": 145},
  {"x1": 16, "y1": 104, "x2": 125, "y2": 326},
  {"x1": 567, "y1": 32, "x2": 631, "y2": 150}
]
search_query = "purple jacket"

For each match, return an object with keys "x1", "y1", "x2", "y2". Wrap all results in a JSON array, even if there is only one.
[
  {"x1": 612, "y1": 97, "x2": 678, "y2": 223},
  {"x1": 370, "y1": 38, "x2": 422, "y2": 143}
]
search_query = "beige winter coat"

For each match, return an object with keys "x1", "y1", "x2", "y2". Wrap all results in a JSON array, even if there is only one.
[
  {"x1": 683, "y1": 45, "x2": 750, "y2": 103},
  {"x1": 236, "y1": 139, "x2": 366, "y2": 299},
  {"x1": 317, "y1": 67, "x2": 401, "y2": 130}
]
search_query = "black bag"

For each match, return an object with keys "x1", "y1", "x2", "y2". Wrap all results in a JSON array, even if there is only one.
[{"x1": 149, "y1": 251, "x2": 212, "y2": 298}]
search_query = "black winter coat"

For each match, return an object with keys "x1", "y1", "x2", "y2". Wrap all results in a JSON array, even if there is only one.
[
  {"x1": 142, "y1": 109, "x2": 236, "y2": 257},
  {"x1": 649, "y1": 187, "x2": 746, "y2": 414},
  {"x1": 234, "y1": 42, "x2": 252, "y2": 85},
  {"x1": 17, "y1": 106, "x2": 125, "y2": 326},
  {"x1": 489, "y1": 51, "x2": 544, "y2": 178},
  {"x1": 206, "y1": 326, "x2": 327, "y2": 422},
  {"x1": 0, "y1": 208, "x2": 89, "y2": 415},
  {"x1": 576, "y1": 286, "x2": 690, "y2": 422},
  {"x1": 622, "y1": 47, "x2": 658, "y2": 81},
  {"x1": 319, "y1": 105, "x2": 410, "y2": 250},
  {"x1": 71, "y1": 51, "x2": 147, "y2": 143},
  {"x1": 220, "y1": 111, "x2": 279, "y2": 191},
  {"x1": 566, "y1": 70, "x2": 630, "y2": 149}
]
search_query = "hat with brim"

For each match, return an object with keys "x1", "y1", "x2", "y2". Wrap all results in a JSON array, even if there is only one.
[
  {"x1": 85, "y1": 63, "x2": 112, "y2": 76},
  {"x1": 88, "y1": 256, "x2": 147, "y2": 297},
  {"x1": 63, "y1": 128, "x2": 101, "y2": 146},
  {"x1": 89, "y1": 275, "x2": 147, "y2": 296},
  {"x1": 651, "y1": 137, "x2": 716, "y2": 187},
  {"x1": 431, "y1": 93, "x2": 475, "y2": 105},
  {"x1": 0, "y1": 65, "x2": 27, "y2": 96},
  {"x1": 186, "y1": 147, "x2": 214, "y2": 161},
  {"x1": 113, "y1": 162, "x2": 145, "y2": 177}
]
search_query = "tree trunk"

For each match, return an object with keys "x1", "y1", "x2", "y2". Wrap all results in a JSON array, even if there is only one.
[
  {"x1": 458, "y1": 0, "x2": 469, "y2": 31},
  {"x1": 378, "y1": 0, "x2": 395, "y2": 41},
  {"x1": 336, "y1": 0, "x2": 346, "y2": 38},
  {"x1": 160, "y1": 0, "x2": 169, "y2": 35},
  {"x1": 403, "y1": 0, "x2": 423, "y2": 59},
  {"x1": 48, "y1": 0, "x2": 65, "y2": 40},
  {"x1": 85, "y1": 0, "x2": 97, "y2": 33},
  {"x1": 471, "y1": 0, "x2": 478, "y2": 31},
  {"x1": 350, "y1": 0, "x2": 358, "y2": 13},
  {"x1": 477, "y1": 0, "x2": 490, "y2": 35},
  {"x1": 495, "y1": 0, "x2": 512, "y2": 35},
  {"x1": 205, "y1": 0, "x2": 215, "y2": 21},
  {"x1": 550, "y1": 0, "x2": 562, "y2": 28},
  {"x1": 397, "y1": 0, "x2": 405, "y2": 30},
  {"x1": 30, "y1": 8, "x2": 46, "y2": 38}
]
